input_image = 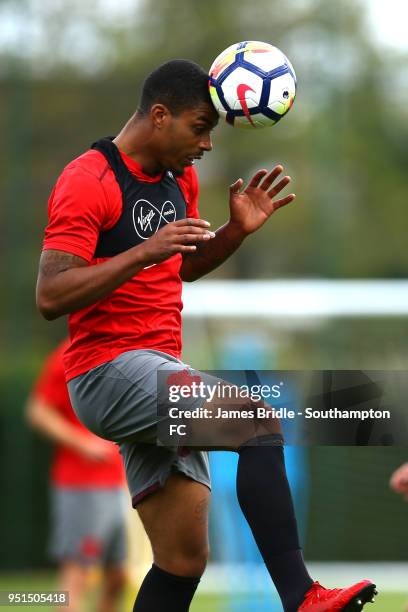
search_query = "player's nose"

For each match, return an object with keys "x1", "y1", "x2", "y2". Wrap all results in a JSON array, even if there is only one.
[{"x1": 200, "y1": 133, "x2": 213, "y2": 152}]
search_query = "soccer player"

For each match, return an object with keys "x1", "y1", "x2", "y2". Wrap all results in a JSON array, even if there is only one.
[
  {"x1": 26, "y1": 338, "x2": 128, "y2": 612},
  {"x1": 36, "y1": 60, "x2": 377, "y2": 611}
]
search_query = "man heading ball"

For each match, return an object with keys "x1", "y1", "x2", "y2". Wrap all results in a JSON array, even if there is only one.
[{"x1": 37, "y1": 59, "x2": 377, "y2": 611}]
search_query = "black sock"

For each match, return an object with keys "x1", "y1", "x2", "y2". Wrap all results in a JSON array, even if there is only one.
[
  {"x1": 133, "y1": 564, "x2": 200, "y2": 612},
  {"x1": 237, "y1": 444, "x2": 313, "y2": 612}
]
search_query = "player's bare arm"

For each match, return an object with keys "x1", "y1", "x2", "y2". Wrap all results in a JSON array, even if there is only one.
[
  {"x1": 37, "y1": 218, "x2": 214, "y2": 319},
  {"x1": 181, "y1": 165, "x2": 295, "y2": 282}
]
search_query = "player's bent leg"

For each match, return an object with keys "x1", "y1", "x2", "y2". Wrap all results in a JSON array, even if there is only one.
[
  {"x1": 234, "y1": 440, "x2": 313, "y2": 612},
  {"x1": 223, "y1": 439, "x2": 377, "y2": 612},
  {"x1": 133, "y1": 473, "x2": 210, "y2": 611},
  {"x1": 98, "y1": 565, "x2": 127, "y2": 612},
  {"x1": 137, "y1": 473, "x2": 209, "y2": 576}
]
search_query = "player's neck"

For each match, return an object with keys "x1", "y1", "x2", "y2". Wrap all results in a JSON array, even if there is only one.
[{"x1": 113, "y1": 115, "x2": 164, "y2": 177}]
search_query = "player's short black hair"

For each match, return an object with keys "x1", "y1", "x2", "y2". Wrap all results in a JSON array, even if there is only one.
[{"x1": 139, "y1": 59, "x2": 212, "y2": 116}]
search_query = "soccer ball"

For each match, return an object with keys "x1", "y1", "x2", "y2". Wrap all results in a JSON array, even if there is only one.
[{"x1": 209, "y1": 41, "x2": 296, "y2": 129}]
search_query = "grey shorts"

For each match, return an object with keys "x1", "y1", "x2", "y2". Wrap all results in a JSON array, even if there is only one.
[
  {"x1": 49, "y1": 487, "x2": 127, "y2": 566},
  {"x1": 68, "y1": 350, "x2": 210, "y2": 507}
]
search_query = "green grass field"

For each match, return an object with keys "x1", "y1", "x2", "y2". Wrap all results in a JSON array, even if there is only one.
[
  {"x1": 192, "y1": 592, "x2": 408, "y2": 612},
  {"x1": 0, "y1": 573, "x2": 405, "y2": 611}
]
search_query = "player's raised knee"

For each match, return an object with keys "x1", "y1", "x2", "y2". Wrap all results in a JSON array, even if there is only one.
[{"x1": 154, "y1": 544, "x2": 209, "y2": 577}]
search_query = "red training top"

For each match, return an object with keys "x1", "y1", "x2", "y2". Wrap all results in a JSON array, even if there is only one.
[
  {"x1": 32, "y1": 339, "x2": 125, "y2": 487},
  {"x1": 43, "y1": 149, "x2": 199, "y2": 381}
]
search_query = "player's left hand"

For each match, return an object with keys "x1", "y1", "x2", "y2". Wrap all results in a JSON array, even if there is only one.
[{"x1": 228, "y1": 165, "x2": 295, "y2": 236}]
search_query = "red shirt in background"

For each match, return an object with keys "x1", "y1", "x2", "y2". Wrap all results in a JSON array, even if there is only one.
[
  {"x1": 32, "y1": 339, "x2": 125, "y2": 488},
  {"x1": 42, "y1": 148, "x2": 200, "y2": 381}
]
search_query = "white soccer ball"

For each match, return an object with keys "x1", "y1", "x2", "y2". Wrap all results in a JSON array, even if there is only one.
[{"x1": 209, "y1": 41, "x2": 296, "y2": 129}]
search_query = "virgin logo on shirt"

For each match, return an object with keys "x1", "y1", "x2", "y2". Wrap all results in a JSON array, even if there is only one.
[{"x1": 132, "y1": 199, "x2": 177, "y2": 240}]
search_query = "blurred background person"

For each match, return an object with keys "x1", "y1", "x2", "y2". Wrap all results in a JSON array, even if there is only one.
[
  {"x1": 390, "y1": 463, "x2": 408, "y2": 611},
  {"x1": 26, "y1": 338, "x2": 128, "y2": 612}
]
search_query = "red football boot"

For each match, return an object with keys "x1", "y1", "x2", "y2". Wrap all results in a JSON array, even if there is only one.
[{"x1": 298, "y1": 580, "x2": 377, "y2": 611}]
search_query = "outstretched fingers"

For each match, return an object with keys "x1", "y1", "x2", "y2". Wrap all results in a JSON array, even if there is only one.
[
  {"x1": 246, "y1": 165, "x2": 295, "y2": 205},
  {"x1": 255, "y1": 165, "x2": 284, "y2": 191},
  {"x1": 268, "y1": 175, "x2": 291, "y2": 198},
  {"x1": 272, "y1": 193, "x2": 296, "y2": 211},
  {"x1": 230, "y1": 178, "x2": 244, "y2": 194},
  {"x1": 246, "y1": 169, "x2": 269, "y2": 189}
]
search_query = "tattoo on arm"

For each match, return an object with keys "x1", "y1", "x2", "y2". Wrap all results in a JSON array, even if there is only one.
[{"x1": 39, "y1": 250, "x2": 88, "y2": 277}]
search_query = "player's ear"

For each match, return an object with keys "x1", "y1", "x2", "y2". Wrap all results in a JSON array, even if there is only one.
[{"x1": 150, "y1": 104, "x2": 171, "y2": 129}]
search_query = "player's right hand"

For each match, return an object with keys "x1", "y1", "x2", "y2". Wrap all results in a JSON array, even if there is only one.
[{"x1": 138, "y1": 218, "x2": 215, "y2": 264}]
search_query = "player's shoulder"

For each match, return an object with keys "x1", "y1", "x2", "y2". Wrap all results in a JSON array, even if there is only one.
[
  {"x1": 176, "y1": 164, "x2": 199, "y2": 195},
  {"x1": 179, "y1": 164, "x2": 198, "y2": 185},
  {"x1": 60, "y1": 149, "x2": 110, "y2": 183}
]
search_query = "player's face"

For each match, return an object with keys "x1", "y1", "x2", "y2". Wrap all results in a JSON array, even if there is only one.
[{"x1": 159, "y1": 102, "x2": 219, "y2": 173}]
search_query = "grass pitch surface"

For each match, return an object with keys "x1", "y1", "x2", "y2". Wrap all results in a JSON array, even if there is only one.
[{"x1": 0, "y1": 572, "x2": 405, "y2": 610}]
